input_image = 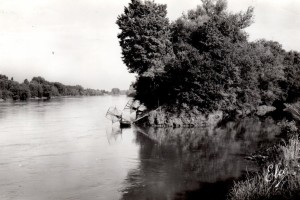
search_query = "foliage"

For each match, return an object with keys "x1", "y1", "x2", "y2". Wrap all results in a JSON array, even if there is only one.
[
  {"x1": 117, "y1": 0, "x2": 300, "y2": 113},
  {"x1": 283, "y1": 51, "x2": 300, "y2": 102},
  {"x1": 278, "y1": 120, "x2": 298, "y2": 138},
  {"x1": 284, "y1": 102, "x2": 300, "y2": 122},
  {"x1": 229, "y1": 137, "x2": 300, "y2": 200},
  {"x1": 0, "y1": 74, "x2": 106, "y2": 101},
  {"x1": 116, "y1": 0, "x2": 173, "y2": 76},
  {"x1": 111, "y1": 88, "x2": 121, "y2": 95},
  {"x1": 126, "y1": 83, "x2": 136, "y2": 97}
]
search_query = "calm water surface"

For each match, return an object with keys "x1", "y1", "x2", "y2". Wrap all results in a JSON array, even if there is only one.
[{"x1": 0, "y1": 96, "x2": 280, "y2": 200}]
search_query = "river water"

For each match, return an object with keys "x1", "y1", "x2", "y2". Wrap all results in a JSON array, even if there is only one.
[{"x1": 0, "y1": 96, "x2": 280, "y2": 200}]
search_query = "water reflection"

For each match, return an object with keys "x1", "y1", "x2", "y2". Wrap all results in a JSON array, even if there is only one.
[
  {"x1": 120, "y1": 118, "x2": 280, "y2": 200},
  {"x1": 106, "y1": 124, "x2": 123, "y2": 145},
  {"x1": 0, "y1": 97, "x2": 281, "y2": 200},
  {"x1": 0, "y1": 96, "x2": 139, "y2": 200}
]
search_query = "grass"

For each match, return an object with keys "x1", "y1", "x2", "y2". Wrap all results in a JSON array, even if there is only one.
[
  {"x1": 281, "y1": 137, "x2": 300, "y2": 163},
  {"x1": 284, "y1": 102, "x2": 300, "y2": 121},
  {"x1": 229, "y1": 137, "x2": 300, "y2": 200},
  {"x1": 229, "y1": 103, "x2": 300, "y2": 200}
]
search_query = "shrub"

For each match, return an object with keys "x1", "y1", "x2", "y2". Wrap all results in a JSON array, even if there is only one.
[
  {"x1": 229, "y1": 137, "x2": 300, "y2": 200},
  {"x1": 278, "y1": 120, "x2": 298, "y2": 139}
]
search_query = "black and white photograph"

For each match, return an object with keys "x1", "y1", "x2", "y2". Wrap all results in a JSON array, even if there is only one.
[{"x1": 1, "y1": 0, "x2": 300, "y2": 199}]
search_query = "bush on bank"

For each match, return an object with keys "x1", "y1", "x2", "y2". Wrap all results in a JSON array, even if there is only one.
[
  {"x1": 229, "y1": 115, "x2": 300, "y2": 200},
  {"x1": 229, "y1": 138, "x2": 300, "y2": 200}
]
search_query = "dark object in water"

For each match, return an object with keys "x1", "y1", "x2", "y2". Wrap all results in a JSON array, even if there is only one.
[
  {"x1": 120, "y1": 120, "x2": 131, "y2": 128},
  {"x1": 106, "y1": 100, "x2": 148, "y2": 128},
  {"x1": 106, "y1": 106, "x2": 131, "y2": 128}
]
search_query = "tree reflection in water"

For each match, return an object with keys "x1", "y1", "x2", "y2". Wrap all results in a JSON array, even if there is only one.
[{"x1": 120, "y1": 118, "x2": 280, "y2": 200}]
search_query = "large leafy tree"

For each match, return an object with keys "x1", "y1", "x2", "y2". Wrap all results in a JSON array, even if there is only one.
[
  {"x1": 116, "y1": 0, "x2": 173, "y2": 77},
  {"x1": 163, "y1": 0, "x2": 254, "y2": 111}
]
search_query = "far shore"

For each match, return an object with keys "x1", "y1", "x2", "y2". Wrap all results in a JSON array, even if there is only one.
[{"x1": 0, "y1": 93, "x2": 129, "y2": 102}]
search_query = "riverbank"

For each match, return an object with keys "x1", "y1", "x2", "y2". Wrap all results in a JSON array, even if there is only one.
[
  {"x1": 135, "y1": 102, "x2": 300, "y2": 199},
  {"x1": 0, "y1": 93, "x2": 125, "y2": 102},
  {"x1": 135, "y1": 104, "x2": 279, "y2": 128},
  {"x1": 138, "y1": 107, "x2": 223, "y2": 127},
  {"x1": 228, "y1": 103, "x2": 300, "y2": 200}
]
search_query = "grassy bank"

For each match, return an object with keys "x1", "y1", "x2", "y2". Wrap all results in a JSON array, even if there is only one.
[{"x1": 228, "y1": 117, "x2": 300, "y2": 200}]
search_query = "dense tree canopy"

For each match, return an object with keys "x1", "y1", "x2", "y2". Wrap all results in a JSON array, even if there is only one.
[{"x1": 118, "y1": 0, "x2": 300, "y2": 113}]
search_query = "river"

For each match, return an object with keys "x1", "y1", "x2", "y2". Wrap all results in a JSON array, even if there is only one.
[{"x1": 0, "y1": 96, "x2": 280, "y2": 200}]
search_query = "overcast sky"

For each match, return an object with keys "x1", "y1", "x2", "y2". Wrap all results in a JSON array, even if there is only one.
[{"x1": 0, "y1": 0, "x2": 299, "y2": 90}]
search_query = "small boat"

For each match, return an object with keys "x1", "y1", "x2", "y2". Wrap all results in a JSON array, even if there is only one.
[
  {"x1": 105, "y1": 100, "x2": 147, "y2": 128},
  {"x1": 120, "y1": 119, "x2": 131, "y2": 128},
  {"x1": 106, "y1": 106, "x2": 131, "y2": 128}
]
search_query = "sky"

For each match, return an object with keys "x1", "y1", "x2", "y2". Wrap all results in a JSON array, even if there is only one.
[{"x1": 0, "y1": 0, "x2": 299, "y2": 90}]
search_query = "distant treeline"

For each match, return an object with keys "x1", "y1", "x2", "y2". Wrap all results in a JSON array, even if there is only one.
[{"x1": 0, "y1": 74, "x2": 108, "y2": 100}]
